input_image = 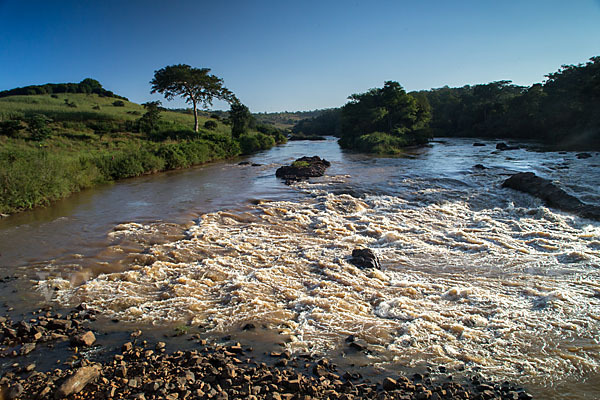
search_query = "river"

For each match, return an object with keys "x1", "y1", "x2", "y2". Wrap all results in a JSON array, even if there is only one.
[{"x1": 1, "y1": 138, "x2": 599, "y2": 398}]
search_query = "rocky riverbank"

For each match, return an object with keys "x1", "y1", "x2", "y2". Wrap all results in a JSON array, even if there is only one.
[{"x1": 0, "y1": 306, "x2": 533, "y2": 400}]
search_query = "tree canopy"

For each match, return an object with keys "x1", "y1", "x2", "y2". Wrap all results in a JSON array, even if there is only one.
[
  {"x1": 150, "y1": 64, "x2": 234, "y2": 132},
  {"x1": 338, "y1": 81, "x2": 431, "y2": 152}
]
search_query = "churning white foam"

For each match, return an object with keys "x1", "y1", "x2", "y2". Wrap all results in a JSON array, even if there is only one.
[{"x1": 41, "y1": 180, "x2": 600, "y2": 386}]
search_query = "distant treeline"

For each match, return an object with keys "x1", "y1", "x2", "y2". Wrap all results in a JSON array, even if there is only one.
[
  {"x1": 293, "y1": 109, "x2": 342, "y2": 137},
  {"x1": 293, "y1": 56, "x2": 600, "y2": 149},
  {"x1": 420, "y1": 56, "x2": 600, "y2": 148},
  {"x1": 0, "y1": 78, "x2": 128, "y2": 100}
]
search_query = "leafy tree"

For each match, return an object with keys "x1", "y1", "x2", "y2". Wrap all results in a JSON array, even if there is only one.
[
  {"x1": 229, "y1": 99, "x2": 254, "y2": 138},
  {"x1": 79, "y1": 78, "x2": 103, "y2": 94},
  {"x1": 340, "y1": 81, "x2": 430, "y2": 150},
  {"x1": 138, "y1": 101, "x2": 162, "y2": 135},
  {"x1": 150, "y1": 64, "x2": 234, "y2": 132},
  {"x1": 27, "y1": 114, "x2": 52, "y2": 141}
]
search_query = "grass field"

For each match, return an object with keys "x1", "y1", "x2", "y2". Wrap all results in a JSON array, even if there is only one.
[
  {"x1": 0, "y1": 93, "x2": 285, "y2": 214},
  {"x1": 0, "y1": 93, "x2": 232, "y2": 133}
]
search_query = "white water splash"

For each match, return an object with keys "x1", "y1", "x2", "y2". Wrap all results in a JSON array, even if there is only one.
[{"x1": 41, "y1": 179, "x2": 600, "y2": 386}]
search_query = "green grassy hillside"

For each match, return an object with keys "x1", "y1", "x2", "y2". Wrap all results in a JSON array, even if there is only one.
[
  {"x1": 0, "y1": 93, "x2": 232, "y2": 134},
  {"x1": 0, "y1": 93, "x2": 285, "y2": 214}
]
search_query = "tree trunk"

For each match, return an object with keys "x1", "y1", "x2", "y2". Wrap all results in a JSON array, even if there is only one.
[{"x1": 192, "y1": 98, "x2": 198, "y2": 132}]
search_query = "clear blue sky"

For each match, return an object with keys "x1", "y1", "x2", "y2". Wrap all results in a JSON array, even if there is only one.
[{"x1": 1, "y1": 0, "x2": 599, "y2": 112}]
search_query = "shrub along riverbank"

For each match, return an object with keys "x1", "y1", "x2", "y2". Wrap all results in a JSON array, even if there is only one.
[{"x1": 0, "y1": 91, "x2": 286, "y2": 215}]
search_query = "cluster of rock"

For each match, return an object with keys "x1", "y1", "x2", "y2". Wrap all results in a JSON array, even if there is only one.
[
  {"x1": 0, "y1": 336, "x2": 532, "y2": 400},
  {"x1": 0, "y1": 305, "x2": 96, "y2": 359},
  {"x1": 0, "y1": 306, "x2": 533, "y2": 400},
  {"x1": 275, "y1": 156, "x2": 331, "y2": 183}
]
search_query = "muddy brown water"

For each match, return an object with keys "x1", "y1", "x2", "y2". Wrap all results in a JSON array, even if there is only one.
[{"x1": 1, "y1": 138, "x2": 599, "y2": 398}]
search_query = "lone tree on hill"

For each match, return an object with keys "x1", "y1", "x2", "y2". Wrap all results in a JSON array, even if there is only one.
[{"x1": 150, "y1": 64, "x2": 233, "y2": 132}]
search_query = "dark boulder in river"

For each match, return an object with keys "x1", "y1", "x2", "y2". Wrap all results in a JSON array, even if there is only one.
[
  {"x1": 275, "y1": 156, "x2": 331, "y2": 182},
  {"x1": 350, "y1": 248, "x2": 381, "y2": 270},
  {"x1": 473, "y1": 142, "x2": 486, "y2": 147},
  {"x1": 576, "y1": 152, "x2": 592, "y2": 159},
  {"x1": 502, "y1": 172, "x2": 600, "y2": 220},
  {"x1": 496, "y1": 142, "x2": 519, "y2": 151}
]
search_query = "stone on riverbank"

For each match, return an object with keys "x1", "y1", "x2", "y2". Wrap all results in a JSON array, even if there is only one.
[
  {"x1": 55, "y1": 365, "x2": 100, "y2": 397},
  {"x1": 71, "y1": 330, "x2": 96, "y2": 347}
]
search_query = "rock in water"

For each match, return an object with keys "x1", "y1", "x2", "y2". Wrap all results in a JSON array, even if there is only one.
[
  {"x1": 350, "y1": 248, "x2": 381, "y2": 269},
  {"x1": 496, "y1": 142, "x2": 519, "y2": 151},
  {"x1": 275, "y1": 156, "x2": 331, "y2": 182},
  {"x1": 502, "y1": 172, "x2": 600, "y2": 220},
  {"x1": 55, "y1": 365, "x2": 100, "y2": 397}
]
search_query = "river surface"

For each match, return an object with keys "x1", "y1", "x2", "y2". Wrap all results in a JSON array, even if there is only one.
[{"x1": 1, "y1": 138, "x2": 599, "y2": 398}]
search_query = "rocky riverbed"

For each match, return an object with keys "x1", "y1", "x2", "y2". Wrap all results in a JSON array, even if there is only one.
[{"x1": 0, "y1": 306, "x2": 533, "y2": 399}]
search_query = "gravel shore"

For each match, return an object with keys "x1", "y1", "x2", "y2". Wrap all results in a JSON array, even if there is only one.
[{"x1": 0, "y1": 305, "x2": 533, "y2": 399}]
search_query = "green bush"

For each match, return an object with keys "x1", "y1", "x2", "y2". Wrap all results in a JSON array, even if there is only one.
[
  {"x1": 112, "y1": 100, "x2": 125, "y2": 107},
  {"x1": 27, "y1": 114, "x2": 52, "y2": 141},
  {"x1": 150, "y1": 128, "x2": 195, "y2": 141},
  {"x1": 204, "y1": 120, "x2": 218, "y2": 130},
  {"x1": 155, "y1": 144, "x2": 189, "y2": 169},
  {"x1": 272, "y1": 131, "x2": 288, "y2": 144},
  {"x1": 291, "y1": 161, "x2": 310, "y2": 168},
  {"x1": 340, "y1": 132, "x2": 410, "y2": 154},
  {"x1": 238, "y1": 132, "x2": 276, "y2": 155},
  {"x1": 0, "y1": 120, "x2": 24, "y2": 137}
]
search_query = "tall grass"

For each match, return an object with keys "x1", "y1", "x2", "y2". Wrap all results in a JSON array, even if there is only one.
[{"x1": 0, "y1": 135, "x2": 242, "y2": 213}]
